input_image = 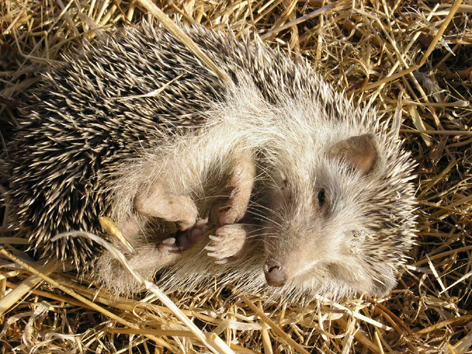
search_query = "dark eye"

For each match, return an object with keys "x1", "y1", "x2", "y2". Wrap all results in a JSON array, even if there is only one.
[
  {"x1": 281, "y1": 179, "x2": 289, "y2": 190},
  {"x1": 317, "y1": 189, "x2": 326, "y2": 208}
]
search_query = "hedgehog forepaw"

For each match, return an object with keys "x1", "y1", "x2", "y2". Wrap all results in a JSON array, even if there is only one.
[{"x1": 205, "y1": 223, "x2": 255, "y2": 264}]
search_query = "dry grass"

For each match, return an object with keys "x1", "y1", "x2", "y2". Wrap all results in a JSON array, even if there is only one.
[{"x1": 1, "y1": 0, "x2": 472, "y2": 353}]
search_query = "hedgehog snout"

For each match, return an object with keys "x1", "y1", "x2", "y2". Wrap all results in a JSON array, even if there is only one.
[{"x1": 264, "y1": 257, "x2": 288, "y2": 286}]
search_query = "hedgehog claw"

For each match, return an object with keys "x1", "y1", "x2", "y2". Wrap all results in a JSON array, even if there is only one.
[
  {"x1": 161, "y1": 237, "x2": 177, "y2": 246},
  {"x1": 215, "y1": 259, "x2": 229, "y2": 265}
]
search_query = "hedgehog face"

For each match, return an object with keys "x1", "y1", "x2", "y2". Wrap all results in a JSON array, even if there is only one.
[{"x1": 262, "y1": 134, "x2": 387, "y2": 294}]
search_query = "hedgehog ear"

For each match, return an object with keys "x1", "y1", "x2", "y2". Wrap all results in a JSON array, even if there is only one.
[{"x1": 327, "y1": 134, "x2": 378, "y2": 176}]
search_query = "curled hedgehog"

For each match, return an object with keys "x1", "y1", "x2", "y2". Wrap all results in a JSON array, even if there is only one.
[{"x1": 5, "y1": 22, "x2": 417, "y2": 299}]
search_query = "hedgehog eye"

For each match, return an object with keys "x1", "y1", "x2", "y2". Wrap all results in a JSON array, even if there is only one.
[
  {"x1": 317, "y1": 189, "x2": 326, "y2": 208},
  {"x1": 281, "y1": 179, "x2": 289, "y2": 190},
  {"x1": 278, "y1": 172, "x2": 289, "y2": 190}
]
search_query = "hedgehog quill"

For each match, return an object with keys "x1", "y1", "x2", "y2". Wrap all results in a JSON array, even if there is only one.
[{"x1": 6, "y1": 22, "x2": 417, "y2": 300}]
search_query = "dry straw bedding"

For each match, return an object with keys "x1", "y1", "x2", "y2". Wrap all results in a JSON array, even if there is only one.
[{"x1": 0, "y1": 0, "x2": 472, "y2": 353}]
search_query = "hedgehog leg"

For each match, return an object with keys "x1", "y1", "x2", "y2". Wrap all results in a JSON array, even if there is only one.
[
  {"x1": 205, "y1": 223, "x2": 256, "y2": 264},
  {"x1": 134, "y1": 181, "x2": 198, "y2": 231},
  {"x1": 207, "y1": 152, "x2": 256, "y2": 264},
  {"x1": 127, "y1": 219, "x2": 207, "y2": 272},
  {"x1": 137, "y1": 218, "x2": 206, "y2": 264},
  {"x1": 95, "y1": 224, "x2": 204, "y2": 295},
  {"x1": 219, "y1": 151, "x2": 256, "y2": 225}
]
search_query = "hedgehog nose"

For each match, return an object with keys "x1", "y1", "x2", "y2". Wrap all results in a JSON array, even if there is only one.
[{"x1": 264, "y1": 258, "x2": 287, "y2": 287}]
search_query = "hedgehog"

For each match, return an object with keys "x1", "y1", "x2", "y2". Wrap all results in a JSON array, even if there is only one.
[{"x1": 6, "y1": 22, "x2": 417, "y2": 300}]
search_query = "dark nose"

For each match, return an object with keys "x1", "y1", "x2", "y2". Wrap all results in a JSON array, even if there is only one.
[{"x1": 264, "y1": 258, "x2": 287, "y2": 287}]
